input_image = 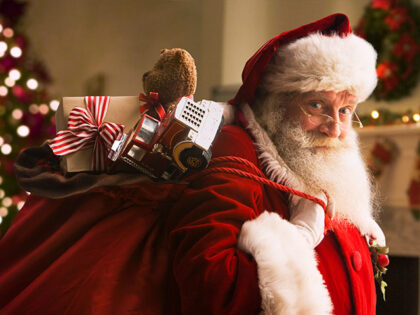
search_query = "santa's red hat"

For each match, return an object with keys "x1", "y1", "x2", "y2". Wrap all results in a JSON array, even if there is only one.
[{"x1": 229, "y1": 13, "x2": 377, "y2": 106}]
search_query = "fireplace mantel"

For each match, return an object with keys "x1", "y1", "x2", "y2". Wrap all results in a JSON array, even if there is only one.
[{"x1": 358, "y1": 124, "x2": 420, "y2": 257}]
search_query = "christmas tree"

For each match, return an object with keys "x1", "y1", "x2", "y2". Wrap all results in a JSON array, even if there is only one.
[{"x1": 0, "y1": 0, "x2": 56, "y2": 236}]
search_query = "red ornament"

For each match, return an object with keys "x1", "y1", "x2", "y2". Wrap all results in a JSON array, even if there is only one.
[
  {"x1": 376, "y1": 61, "x2": 399, "y2": 93},
  {"x1": 15, "y1": 35, "x2": 27, "y2": 49},
  {"x1": 22, "y1": 112, "x2": 44, "y2": 139},
  {"x1": 385, "y1": 7, "x2": 409, "y2": 30},
  {"x1": 0, "y1": 157, "x2": 15, "y2": 175},
  {"x1": 372, "y1": 0, "x2": 394, "y2": 10},
  {"x1": 401, "y1": 65, "x2": 413, "y2": 79},
  {"x1": 393, "y1": 32, "x2": 420, "y2": 62},
  {"x1": 408, "y1": 141, "x2": 420, "y2": 211},
  {"x1": 383, "y1": 76, "x2": 399, "y2": 93},
  {"x1": 0, "y1": 55, "x2": 17, "y2": 72},
  {"x1": 377, "y1": 254, "x2": 390, "y2": 267},
  {"x1": 12, "y1": 84, "x2": 25, "y2": 98},
  {"x1": 367, "y1": 137, "x2": 398, "y2": 178},
  {"x1": 12, "y1": 85, "x2": 32, "y2": 103},
  {"x1": 377, "y1": 61, "x2": 397, "y2": 79},
  {"x1": 408, "y1": 179, "x2": 420, "y2": 206},
  {"x1": 12, "y1": 194, "x2": 24, "y2": 204}
]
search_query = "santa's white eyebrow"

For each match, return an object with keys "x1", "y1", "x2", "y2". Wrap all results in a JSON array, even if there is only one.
[{"x1": 302, "y1": 92, "x2": 358, "y2": 106}]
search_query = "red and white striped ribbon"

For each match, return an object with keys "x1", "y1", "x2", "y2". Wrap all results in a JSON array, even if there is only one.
[{"x1": 49, "y1": 96, "x2": 125, "y2": 171}]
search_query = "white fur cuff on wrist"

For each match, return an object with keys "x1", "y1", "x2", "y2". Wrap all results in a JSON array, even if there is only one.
[{"x1": 238, "y1": 211, "x2": 333, "y2": 315}]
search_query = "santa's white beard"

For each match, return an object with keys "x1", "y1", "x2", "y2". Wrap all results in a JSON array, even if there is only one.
[{"x1": 269, "y1": 118, "x2": 375, "y2": 225}]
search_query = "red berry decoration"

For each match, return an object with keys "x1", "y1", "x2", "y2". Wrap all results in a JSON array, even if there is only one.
[{"x1": 377, "y1": 254, "x2": 390, "y2": 267}]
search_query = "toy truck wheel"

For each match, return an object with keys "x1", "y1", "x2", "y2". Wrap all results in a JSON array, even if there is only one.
[{"x1": 179, "y1": 146, "x2": 211, "y2": 170}]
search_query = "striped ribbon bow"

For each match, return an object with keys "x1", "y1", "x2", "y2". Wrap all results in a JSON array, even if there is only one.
[{"x1": 49, "y1": 96, "x2": 125, "y2": 171}]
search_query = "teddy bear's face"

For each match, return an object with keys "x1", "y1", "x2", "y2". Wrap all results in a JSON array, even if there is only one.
[{"x1": 143, "y1": 48, "x2": 197, "y2": 108}]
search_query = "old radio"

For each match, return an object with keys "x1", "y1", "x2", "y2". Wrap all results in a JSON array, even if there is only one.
[{"x1": 109, "y1": 97, "x2": 224, "y2": 180}]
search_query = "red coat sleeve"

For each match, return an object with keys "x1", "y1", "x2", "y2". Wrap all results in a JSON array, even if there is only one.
[
  {"x1": 168, "y1": 172, "x2": 264, "y2": 314},
  {"x1": 167, "y1": 126, "x2": 280, "y2": 314}
]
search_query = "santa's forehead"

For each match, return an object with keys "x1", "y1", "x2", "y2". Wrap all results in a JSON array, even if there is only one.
[{"x1": 292, "y1": 91, "x2": 358, "y2": 105}]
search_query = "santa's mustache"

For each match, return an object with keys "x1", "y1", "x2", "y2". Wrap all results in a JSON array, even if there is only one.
[{"x1": 302, "y1": 131, "x2": 354, "y2": 150}]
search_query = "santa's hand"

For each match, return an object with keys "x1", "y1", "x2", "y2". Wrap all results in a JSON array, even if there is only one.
[
  {"x1": 290, "y1": 194, "x2": 327, "y2": 248},
  {"x1": 365, "y1": 218, "x2": 386, "y2": 247}
]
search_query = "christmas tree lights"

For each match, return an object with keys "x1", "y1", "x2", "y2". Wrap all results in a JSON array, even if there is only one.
[{"x1": 0, "y1": 0, "x2": 56, "y2": 235}]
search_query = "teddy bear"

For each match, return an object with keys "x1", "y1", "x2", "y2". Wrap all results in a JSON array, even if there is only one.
[
  {"x1": 141, "y1": 48, "x2": 235, "y2": 125},
  {"x1": 142, "y1": 48, "x2": 197, "y2": 112}
]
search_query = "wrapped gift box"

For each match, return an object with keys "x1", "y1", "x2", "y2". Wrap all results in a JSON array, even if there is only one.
[{"x1": 55, "y1": 96, "x2": 141, "y2": 172}]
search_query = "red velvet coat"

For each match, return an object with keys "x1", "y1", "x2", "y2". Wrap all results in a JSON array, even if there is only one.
[
  {"x1": 166, "y1": 125, "x2": 377, "y2": 314},
  {"x1": 0, "y1": 124, "x2": 376, "y2": 314}
]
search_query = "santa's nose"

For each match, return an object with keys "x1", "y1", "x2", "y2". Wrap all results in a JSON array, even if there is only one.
[{"x1": 319, "y1": 120, "x2": 341, "y2": 138}]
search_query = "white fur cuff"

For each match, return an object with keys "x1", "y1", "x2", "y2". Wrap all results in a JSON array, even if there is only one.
[{"x1": 238, "y1": 211, "x2": 332, "y2": 315}]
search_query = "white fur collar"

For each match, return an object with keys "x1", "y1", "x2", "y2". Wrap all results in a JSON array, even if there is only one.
[
  {"x1": 240, "y1": 104, "x2": 306, "y2": 192},
  {"x1": 221, "y1": 102, "x2": 304, "y2": 193}
]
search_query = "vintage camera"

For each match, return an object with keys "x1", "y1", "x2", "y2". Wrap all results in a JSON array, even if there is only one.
[{"x1": 109, "y1": 97, "x2": 224, "y2": 180}]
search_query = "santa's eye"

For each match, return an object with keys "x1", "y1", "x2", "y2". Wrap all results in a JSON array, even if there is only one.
[
  {"x1": 306, "y1": 102, "x2": 324, "y2": 114},
  {"x1": 339, "y1": 107, "x2": 352, "y2": 115},
  {"x1": 309, "y1": 102, "x2": 322, "y2": 109}
]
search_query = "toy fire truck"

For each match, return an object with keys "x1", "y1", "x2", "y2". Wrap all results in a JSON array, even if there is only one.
[{"x1": 109, "y1": 97, "x2": 224, "y2": 180}]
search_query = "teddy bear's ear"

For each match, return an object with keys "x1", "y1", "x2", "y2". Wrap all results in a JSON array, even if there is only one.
[
  {"x1": 174, "y1": 50, "x2": 184, "y2": 59},
  {"x1": 160, "y1": 49, "x2": 168, "y2": 54},
  {"x1": 142, "y1": 71, "x2": 150, "y2": 80}
]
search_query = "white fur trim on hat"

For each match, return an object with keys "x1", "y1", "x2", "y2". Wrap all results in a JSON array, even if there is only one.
[
  {"x1": 262, "y1": 33, "x2": 378, "y2": 102},
  {"x1": 238, "y1": 211, "x2": 333, "y2": 315}
]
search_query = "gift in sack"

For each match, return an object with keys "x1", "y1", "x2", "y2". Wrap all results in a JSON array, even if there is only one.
[{"x1": 49, "y1": 96, "x2": 141, "y2": 173}]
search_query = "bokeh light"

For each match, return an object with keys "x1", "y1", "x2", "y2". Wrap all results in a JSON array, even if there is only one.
[
  {"x1": 12, "y1": 109, "x2": 23, "y2": 120},
  {"x1": 371, "y1": 110, "x2": 379, "y2": 119},
  {"x1": 9, "y1": 69, "x2": 21, "y2": 81},
  {"x1": 49, "y1": 99, "x2": 60, "y2": 111},
  {"x1": 10, "y1": 46, "x2": 22, "y2": 58},
  {"x1": 27, "y1": 78, "x2": 38, "y2": 90},
  {"x1": 17, "y1": 125, "x2": 30, "y2": 137},
  {"x1": 1, "y1": 143, "x2": 12, "y2": 155}
]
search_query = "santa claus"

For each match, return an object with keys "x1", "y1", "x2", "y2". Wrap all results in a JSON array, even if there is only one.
[
  {"x1": 0, "y1": 13, "x2": 386, "y2": 315},
  {"x1": 165, "y1": 13, "x2": 386, "y2": 315}
]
